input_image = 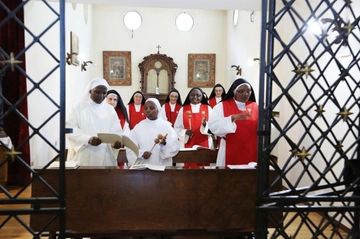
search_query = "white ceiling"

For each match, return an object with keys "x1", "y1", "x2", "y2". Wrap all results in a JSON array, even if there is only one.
[{"x1": 66, "y1": 0, "x2": 262, "y2": 11}]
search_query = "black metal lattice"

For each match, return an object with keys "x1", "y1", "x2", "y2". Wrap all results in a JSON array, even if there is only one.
[
  {"x1": 0, "y1": 0, "x2": 66, "y2": 238},
  {"x1": 257, "y1": 0, "x2": 360, "y2": 238}
]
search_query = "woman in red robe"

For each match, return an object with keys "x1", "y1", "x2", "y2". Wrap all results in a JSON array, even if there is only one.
[
  {"x1": 161, "y1": 89, "x2": 182, "y2": 127},
  {"x1": 208, "y1": 83, "x2": 226, "y2": 108},
  {"x1": 126, "y1": 91, "x2": 146, "y2": 130},
  {"x1": 174, "y1": 87, "x2": 213, "y2": 167},
  {"x1": 106, "y1": 89, "x2": 130, "y2": 167},
  {"x1": 208, "y1": 78, "x2": 258, "y2": 166}
]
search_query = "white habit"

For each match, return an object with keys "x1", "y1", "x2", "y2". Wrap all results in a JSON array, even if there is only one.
[
  {"x1": 126, "y1": 117, "x2": 180, "y2": 166},
  {"x1": 66, "y1": 98, "x2": 123, "y2": 166}
]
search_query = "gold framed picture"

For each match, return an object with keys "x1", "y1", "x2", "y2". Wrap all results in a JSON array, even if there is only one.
[
  {"x1": 188, "y1": 53, "x2": 215, "y2": 87},
  {"x1": 103, "y1": 51, "x2": 131, "y2": 86},
  {"x1": 70, "y1": 31, "x2": 79, "y2": 66}
]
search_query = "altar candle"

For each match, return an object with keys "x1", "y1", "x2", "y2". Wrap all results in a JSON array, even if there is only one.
[{"x1": 155, "y1": 87, "x2": 159, "y2": 95}]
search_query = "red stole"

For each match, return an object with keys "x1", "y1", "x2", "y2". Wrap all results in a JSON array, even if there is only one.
[
  {"x1": 182, "y1": 104, "x2": 209, "y2": 167},
  {"x1": 208, "y1": 97, "x2": 217, "y2": 108},
  {"x1": 115, "y1": 107, "x2": 127, "y2": 167},
  {"x1": 223, "y1": 100, "x2": 258, "y2": 166},
  {"x1": 115, "y1": 107, "x2": 126, "y2": 129},
  {"x1": 128, "y1": 103, "x2": 145, "y2": 129},
  {"x1": 164, "y1": 102, "x2": 181, "y2": 126}
]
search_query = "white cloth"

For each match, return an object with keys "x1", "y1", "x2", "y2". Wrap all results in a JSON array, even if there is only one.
[
  {"x1": 80, "y1": 78, "x2": 109, "y2": 102},
  {"x1": 215, "y1": 96, "x2": 222, "y2": 104},
  {"x1": 173, "y1": 104, "x2": 213, "y2": 148},
  {"x1": 208, "y1": 101, "x2": 237, "y2": 166},
  {"x1": 66, "y1": 98, "x2": 123, "y2": 166},
  {"x1": 146, "y1": 98, "x2": 163, "y2": 117},
  {"x1": 126, "y1": 118, "x2": 180, "y2": 166},
  {"x1": 0, "y1": 136, "x2": 12, "y2": 148}
]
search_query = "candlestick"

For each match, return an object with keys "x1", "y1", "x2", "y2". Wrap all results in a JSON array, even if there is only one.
[{"x1": 186, "y1": 111, "x2": 192, "y2": 130}]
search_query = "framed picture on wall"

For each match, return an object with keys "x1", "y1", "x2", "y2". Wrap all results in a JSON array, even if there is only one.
[
  {"x1": 188, "y1": 53, "x2": 215, "y2": 87},
  {"x1": 103, "y1": 51, "x2": 131, "y2": 86},
  {"x1": 70, "y1": 31, "x2": 79, "y2": 66}
]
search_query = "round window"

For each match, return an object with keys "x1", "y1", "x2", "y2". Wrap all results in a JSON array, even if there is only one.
[
  {"x1": 175, "y1": 12, "x2": 194, "y2": 31},
  {"x1": 123, "y1": 11, "x2": 142, "y2": 30}
]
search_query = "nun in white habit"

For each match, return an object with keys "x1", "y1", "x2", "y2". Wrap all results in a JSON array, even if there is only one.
[
  {"x1": 126, "y1": 98, "x2": 180, "y2": 166},
  {"x1": 66, "y1": 77, "x2": 123, "y2": 166}
]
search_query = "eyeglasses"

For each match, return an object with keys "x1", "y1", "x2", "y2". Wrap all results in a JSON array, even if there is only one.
[
  {"x1": 189, "y1": 94, "x2": 202, "y2": 97},
  {"x1": 236, "y1": 90, "x2": 251, "y2": 95}
]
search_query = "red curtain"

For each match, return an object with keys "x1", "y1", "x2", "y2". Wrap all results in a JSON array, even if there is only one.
[{"x1": 0, "y1": 0, "x2": 31, "y2": 185}]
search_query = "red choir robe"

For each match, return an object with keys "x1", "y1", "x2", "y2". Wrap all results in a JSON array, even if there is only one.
[
  {"x1": 164, "y1": 102, "x2": 182, "y2": 126},
  {"x1": 222, "y1": 100, "x2": 258, "y2": 165},
  {"x1": 115, "y1": 107, "x2": 127, "y2": 167},
  {"x1": 182, "y1": 104, "x2": 210, "y2": 167},
  {"x1": 115, "y1": 107, "x2": 126, "y2": 129},
  {"x1": 208, "y1": 97, "x2": 218, "y2": 108},
  {"x1": 128, "y1": 103, "x2": 146, "y2": 129}
]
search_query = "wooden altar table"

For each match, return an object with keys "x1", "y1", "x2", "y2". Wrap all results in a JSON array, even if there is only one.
[{"x1": 30, "y1": 167, "x2": 279, "y2": 238}]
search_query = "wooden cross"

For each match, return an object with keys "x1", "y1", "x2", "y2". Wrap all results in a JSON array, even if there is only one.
[{"x1": 156, "y1": 45, "x2": 161, "y2": 54}]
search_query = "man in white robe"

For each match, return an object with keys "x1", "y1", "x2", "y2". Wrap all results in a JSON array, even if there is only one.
[
  {"x1": 66, "y1": 78, "x2": 123, "y2": 166},
  {"x1": 126, "y1": 98, "x2": 180, "y2": 166}
]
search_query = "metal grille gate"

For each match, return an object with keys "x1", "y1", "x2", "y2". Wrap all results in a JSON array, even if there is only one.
[
  {"x1": 0, "y1": 0, "x2": 359, "y2": 239},
  {"x1": 256, "y1": 0, "x2": 360, "y2": 238},
  {"x1": 0, "y1": 0, "x2": 66, "y2": 238}
]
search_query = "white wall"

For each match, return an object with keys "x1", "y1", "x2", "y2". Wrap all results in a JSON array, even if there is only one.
[
  {"x1": 91, "y1": 5, "x2": 228, "y2": 99},
  {"x1": 24, "y1": 2, "x2": 94, "y2": 166}
]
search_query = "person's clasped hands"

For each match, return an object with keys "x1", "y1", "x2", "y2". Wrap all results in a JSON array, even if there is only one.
[
  {"x1": 88, "y1": 136, "x2": 102, "y2": 146},
  {"x1": 88, "y1": 137, "x2": 122, "y2": 149},
  {"x1": 185, "y1": 129, "x2": 193, "y2": 137},
  {"x1": 111, "y1": 140, "x2": 122, "y2": 149},
  {"x1": 231, "y1": 111, "x2": 252, "y2": 122}
]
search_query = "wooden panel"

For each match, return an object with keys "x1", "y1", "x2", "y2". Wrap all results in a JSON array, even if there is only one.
[
  {"x1": 31, "y1": 167, "x2": 270, "y2": 235},
  {"x1": 0, "y1": 146, "x2": 8, "y2": 185},
  {"x1": 118, "y1": 149, "x2": 218, "y2": 164},
  {"x1": 173, "y1": 149, "x2": 217, "y2": 164}
]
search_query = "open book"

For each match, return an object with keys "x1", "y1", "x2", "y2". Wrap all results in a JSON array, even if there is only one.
[
  {"x1": 49, "y1": 161, "x2": 79, "y2": 169},
  {"x1": 97, "y1": 133, "x2": 139, "y2": 157},
  {"x1": 180, "y1": 145, "x2": 213, "y2": 151},
  {"x1": 228, "y1": 162, "x2": 274, "y2": 170},
  {"x1": 227, "y1": 162, "x2": 257, "y2": 169},
  {"x1": 129, "y1": 164, "x2": 166, "y2": 171}
]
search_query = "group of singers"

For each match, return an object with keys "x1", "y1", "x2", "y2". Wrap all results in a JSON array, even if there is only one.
[{"x1": 65, "y1": 77, "x2": 258, "y2": 168}]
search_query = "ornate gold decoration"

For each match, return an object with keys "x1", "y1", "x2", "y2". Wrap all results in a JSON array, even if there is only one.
[
  {"x1": 315, "y1": 105, "x2": 325, "y2": 117},
  {"x1": 335, "y1": 140, "x2": 343, "y2": 152},
  {"x1": 292, "y1": 63, "x2": 314, "y2": 79},
  {"x1": 303, "y1": 63, "x2": 314, "y2": 78},
  {"x1": 296, "y1": 146, "x2": 311, "y2": 162},
  {"x1": 231, "y1": 65, "x2": 242, "y2": 76},
  {"x1": 342, "y1": 21, "x2": 355, "y2": 36},
  {"x1": 3, "y1": 145, "x2": 22, "y2": 162},
  {"x1": 292, "y1": 64, "x2": 302, "y2": 75},
  {"x1": 1, "y1": 52, "x2": 22, "y2": 72},
  {"x1": 337, "y1": 106, "x2": 353, "y2": 121},
  {"x1": 289, "y1": 147, "x2": 299, "y2": 157}
]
